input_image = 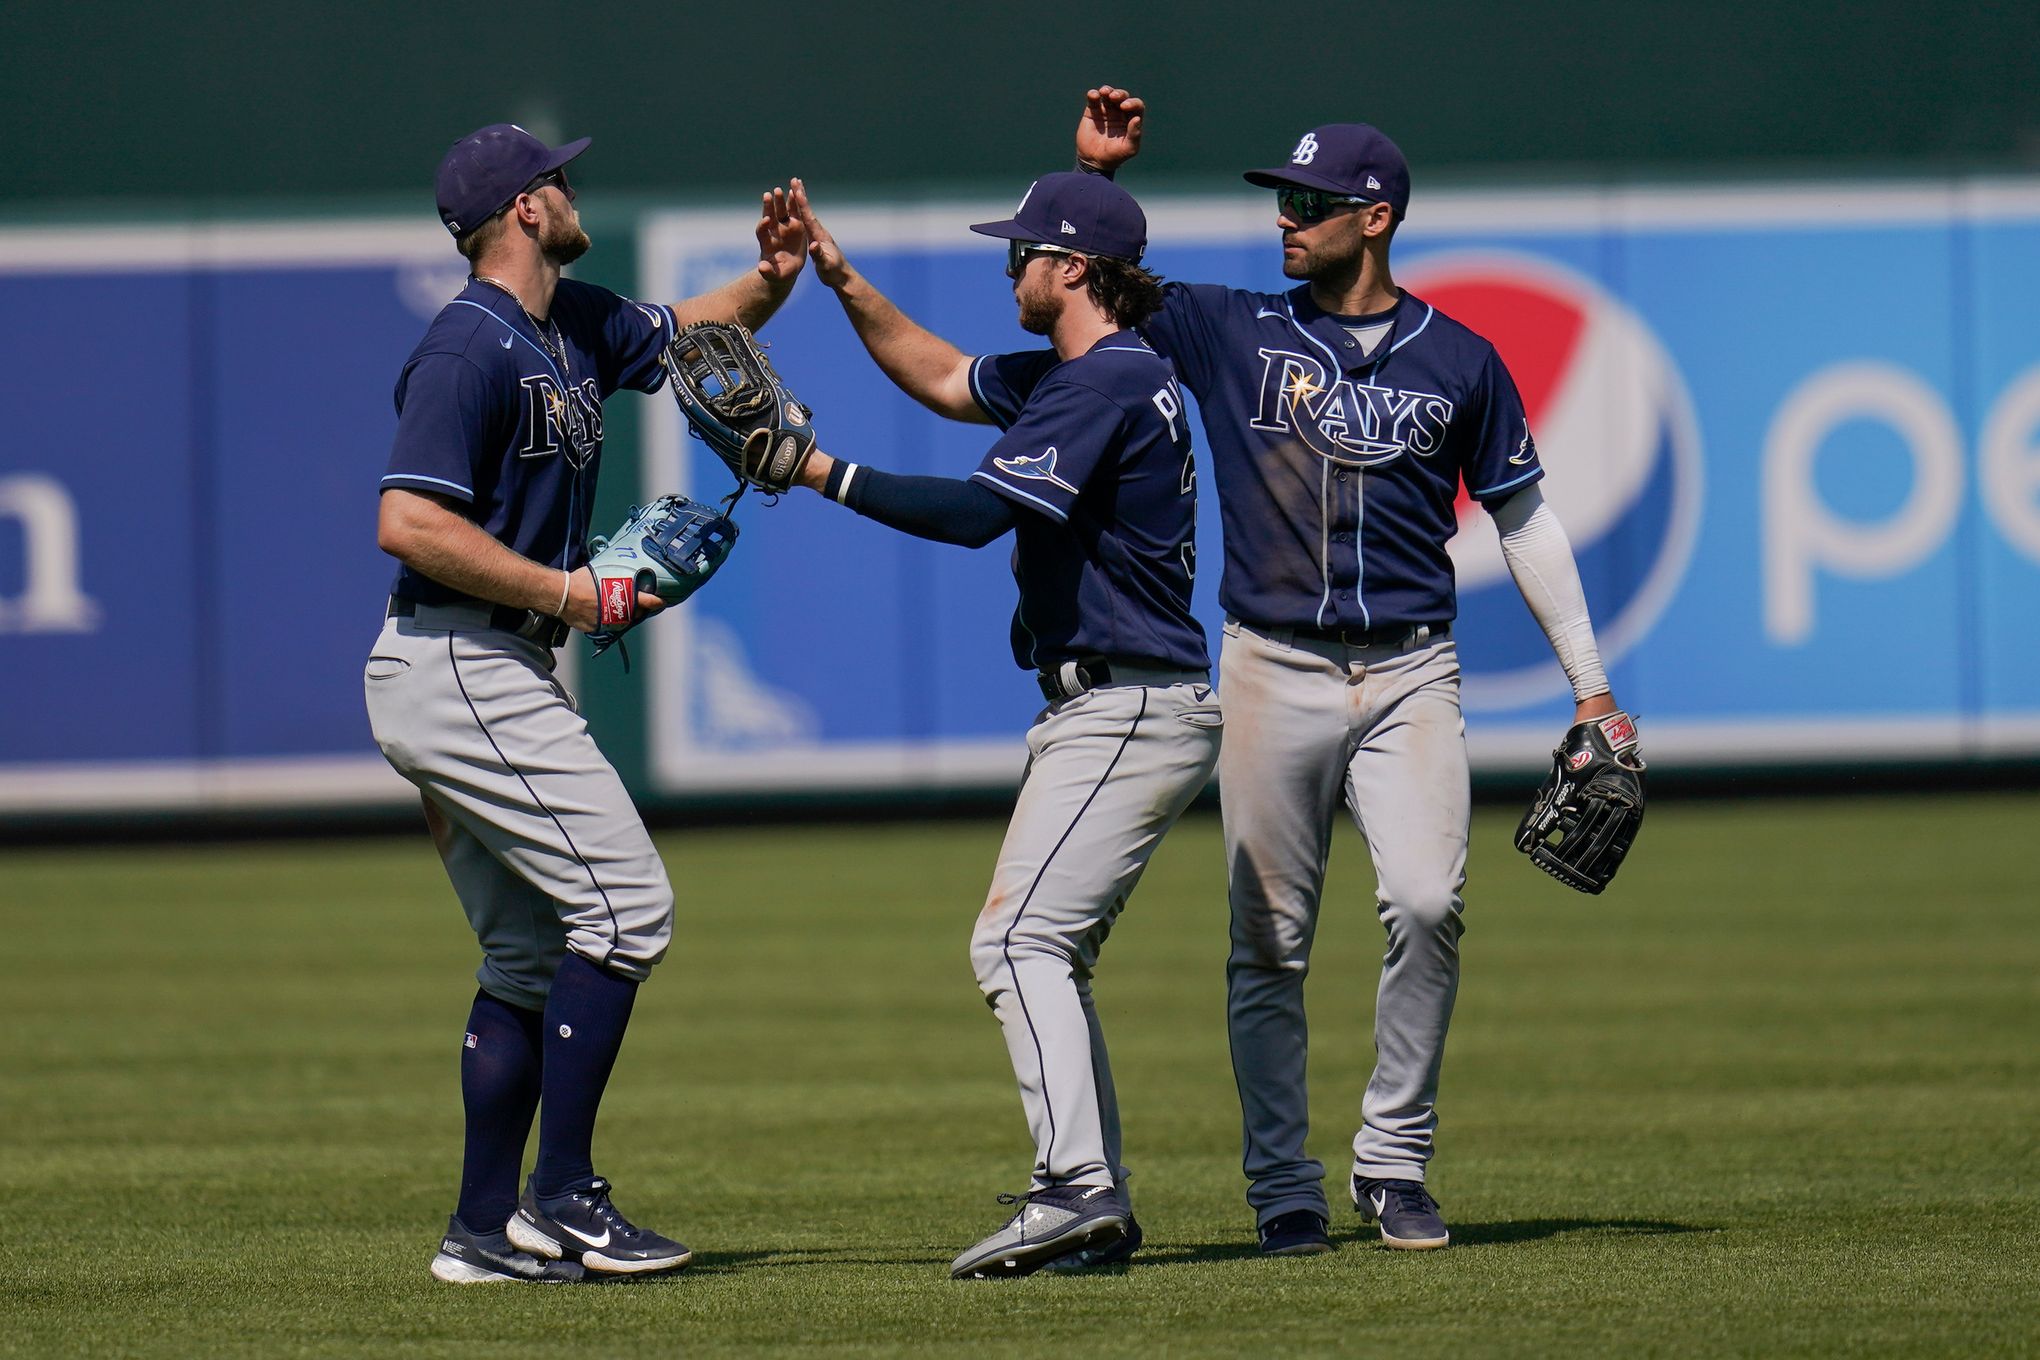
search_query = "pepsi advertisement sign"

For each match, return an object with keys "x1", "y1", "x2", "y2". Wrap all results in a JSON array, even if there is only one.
[{"x1": 641, "y1": 182, "x2": 2040, "y2": 790}]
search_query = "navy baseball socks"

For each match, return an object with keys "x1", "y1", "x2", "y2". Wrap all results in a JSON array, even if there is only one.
[
  {"x1": 531, "y1": 952, "x2": 638, "y2": 1197},
  {"x1": 453, "y1": 990, "x2": 545, "y2": 1234},
  {"x1": 503, "y1": 954, "x2": 692, "y2": 1275},
  {"x1": 1353, "y1": 1176, "x2": 1451, "y2": 1249}
]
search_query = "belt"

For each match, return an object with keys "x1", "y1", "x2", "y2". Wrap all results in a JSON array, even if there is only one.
[
  {"x1": 1038, "y1": 657, "x2": 1209, "y2": 704},
  {"x1": 1266, "y1": 620, "x2": 1450, "y2": 650},
  {"x1": 387, "y1": 596, "x2": 571, "y2": 649}
]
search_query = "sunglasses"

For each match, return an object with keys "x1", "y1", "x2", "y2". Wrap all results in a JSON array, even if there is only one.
[
  {"x1": 1006, "y1": 239, "x2": 1079, "y2": 278},
  {"x1": 1275, "y1": 186, "x2": 1372, "y2": 224},
  {"x1": 522, "y1": 167, "x2": 575, "y2": 202}
]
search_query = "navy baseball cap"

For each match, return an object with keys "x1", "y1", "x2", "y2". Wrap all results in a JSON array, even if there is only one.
[
  {"x1": 1244, "y1": 124, "x2": 1410, "y2": 218},
  {"x1": 969, "y1": 172, "x2": 1146, "y2": 262},
  {"x1": 434, "y1": 123, "x2": 591, "y2": 237}
]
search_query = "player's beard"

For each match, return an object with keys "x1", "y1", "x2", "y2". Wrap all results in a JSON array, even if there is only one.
[
  {"x1": 1283, "y1": 222, "x2": 1364, "y2": 282},
  {"x1": 540, "y1": 202, "x2": 592, "y2": 266},
  {"x1": 1015, "y1": 273, "x2": 1059, "y2": 335}
]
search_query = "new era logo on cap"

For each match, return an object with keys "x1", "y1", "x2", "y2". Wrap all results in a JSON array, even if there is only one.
[
  {"x1": 967, "y1": 171, "x2": 1147, "y2": 262},
  {"x1": 1367, "y1": 175, "x2": 1382, "y2": 190}
]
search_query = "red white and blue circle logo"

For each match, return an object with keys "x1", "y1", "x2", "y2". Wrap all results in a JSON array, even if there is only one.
[{"x1": 1402, "y1": 251, "x2": 1705, "y2": 711}]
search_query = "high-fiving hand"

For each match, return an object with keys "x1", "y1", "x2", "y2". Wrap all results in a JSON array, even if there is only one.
[
  {"x1": 789, "y1": 178, "x2": 852, "y2": 290},
  {"x1": 755, "y1": 186, "x2": 809, "y2": 284}
]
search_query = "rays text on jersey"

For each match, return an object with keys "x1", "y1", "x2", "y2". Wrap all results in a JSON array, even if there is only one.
[{"x1": 1249, "y1": 346, "x2": 1455, "y2": 468}]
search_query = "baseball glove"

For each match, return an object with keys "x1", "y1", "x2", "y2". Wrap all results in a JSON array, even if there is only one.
[
  {"x1": 1514, "y1": 710, "x2": 1647, "y2": 895},
  {"x1": 664, "y1": 321, "x2": 817, "y2": 494},
  {"x1": 584, "y1": 494, "x2": 739, "y2": 659}
]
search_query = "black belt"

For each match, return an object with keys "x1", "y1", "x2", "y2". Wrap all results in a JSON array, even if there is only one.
[
  {"x1": 1282, "y1": 620, "x2": 1449, "y2": 649},
  {"x1": 1037, "y1": 657, "x2": 1205, "y2": 704},
  {"x1": 387, "y1": 596, "x2": 571, "y2": 649}
]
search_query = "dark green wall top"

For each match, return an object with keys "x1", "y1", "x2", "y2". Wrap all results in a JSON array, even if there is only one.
[{"x1": 12, "y1": 2, "x2": 2039, "y2": 213}]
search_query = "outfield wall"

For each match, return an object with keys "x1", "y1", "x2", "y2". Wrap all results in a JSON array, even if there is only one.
[{"x1": 6, "y1": 180, "x2": 2040, "y2": 814}]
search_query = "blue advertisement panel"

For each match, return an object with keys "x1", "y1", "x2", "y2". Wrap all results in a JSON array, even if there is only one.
[
  {"x1": 639, "y1": 185, "x2": 2040, "y2": 792},
  {"x1": 0, "y1": 225, "x2": 461, "y2": 811}
]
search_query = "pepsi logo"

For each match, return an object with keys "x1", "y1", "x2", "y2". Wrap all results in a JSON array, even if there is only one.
[{"x1": 1400, "y1": 251, "x2": 1705, "y2": 711}]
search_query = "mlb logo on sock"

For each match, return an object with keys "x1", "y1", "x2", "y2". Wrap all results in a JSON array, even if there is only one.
[{"x1": 464, "y1": 1032, "x2": 478, "y2": 1049}]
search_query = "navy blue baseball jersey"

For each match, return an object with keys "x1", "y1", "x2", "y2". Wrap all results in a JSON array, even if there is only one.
[
  {"x1": 967, "y1": 332, "x2": 1207, "y2": 673},
  {"x1": 383, "y1": 277, "x2": 677, "y2": 605},
  {"x1": 1139, "y1": 283, "x2": 1542, "y2": 630}
]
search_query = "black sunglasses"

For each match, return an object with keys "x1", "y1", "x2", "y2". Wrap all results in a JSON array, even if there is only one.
[
  {"x1": 522, "y1": 167, "x2": 575, "y2": 202},
  {"x1": 1276, "y1": 186, "x2": 1372, "y2": 224},
  {"x1": 1006, "y1": 239, "x2": 1079, "y2": 278}
]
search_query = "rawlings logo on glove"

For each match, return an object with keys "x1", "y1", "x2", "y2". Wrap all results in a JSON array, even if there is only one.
[
  {"x1": 1514, "y1": 710, "x2": 1647, "y2": 895},
  {"x1": 664, "y1": 321, "x2": 818, "y2": 496},
  {"x1": 583, "y1": 494, "x2": 739, "y2": 662}
]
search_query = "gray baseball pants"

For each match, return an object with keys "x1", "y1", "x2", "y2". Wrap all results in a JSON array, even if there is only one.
[
  {"x1": 970, "y1": 672, "x2": 1222, "y2": 1204},
  {"x1": 1219, "y1": 620, "x2": 1468, "y2": 1225},
  {"x1": 364, "y1": 604, "x2": 673, "y2": 1011}
]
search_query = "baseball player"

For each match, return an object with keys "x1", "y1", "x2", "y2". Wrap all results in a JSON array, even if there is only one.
[
  {"x1": 1072, "y1": 89, "x2": 1632, "y2": 1253},
  {"x1": 365, "y1": 123, "x2": 806, "y2": 1283},
  {"x1": 785, "y1": 173, "x2": 1218, "y2": 1276}
]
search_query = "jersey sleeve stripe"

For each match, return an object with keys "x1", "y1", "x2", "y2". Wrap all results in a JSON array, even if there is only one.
[
  {"x1": 967, "y1": 355, "x2": 1003, "y2": 428},
  {"x1": 381, "y1": 473, "x2": 476, "y2": 498},
  {"x1": 1469, "y1": 465, "x2": 1543, "y2": 500},
  {"x1": 970, "y1": 470, "x2": 1069, "y2": 523}
]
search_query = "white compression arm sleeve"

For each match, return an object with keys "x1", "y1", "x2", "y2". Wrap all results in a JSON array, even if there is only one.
[{"x1": 1490, "y1": 485, "x2": 1610, "y2": 702}]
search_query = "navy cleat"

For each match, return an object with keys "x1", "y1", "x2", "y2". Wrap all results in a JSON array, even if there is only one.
[
  {"x1": 1258, "y1": 1208, "x2": 1334, "y2": 1255},
  {"x1": 507, "y1": 1175, "x2": 694, "y2": 1275},
  {"x1": 430, "y1": 1215, "x2": 585, "y2": 1283},
  {"x1": 1040, "y1": 1212, "x2": 1143, "y2": 1273},
  {"x1": 950, "y1": 1184, "x2": 1129, "y2": 1279},
  {"x1": 1353, "y1": 1176, "x2": 1451, "y2": 1249}
]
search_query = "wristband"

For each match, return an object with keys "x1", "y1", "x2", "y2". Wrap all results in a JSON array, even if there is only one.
[
  {"x1": 554, "y1": 569, "x2": 571, "y2": 618},
  {"x1": 825, "y1": 460, "x2": 861, "y2": 506}
]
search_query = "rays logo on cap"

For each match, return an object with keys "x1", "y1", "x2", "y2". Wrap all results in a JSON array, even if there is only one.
[{"x1": 1406, "y1": 252, "x2": 1704, "y2": 711}]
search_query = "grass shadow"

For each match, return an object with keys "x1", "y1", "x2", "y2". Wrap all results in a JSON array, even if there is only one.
[
  {"x1": 686, "y1": 1247, "x2": 947, "y2": 1274},
  {"x1": 1449, "y1": 1218, "x2": 1720, "y2": 1247},
  {"x1": 1134, "y1": 1219, "x2": 1718, "y2": 1267}
]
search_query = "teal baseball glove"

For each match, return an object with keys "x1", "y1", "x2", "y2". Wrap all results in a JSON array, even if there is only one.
[{"x1": 584, "y1": 494, "x2": 739, "y2": 660}]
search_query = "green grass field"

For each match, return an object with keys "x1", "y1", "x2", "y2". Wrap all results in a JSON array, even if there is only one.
[{"x1": 3, "y1": 794, "x2": 2036, "y2": 1357}]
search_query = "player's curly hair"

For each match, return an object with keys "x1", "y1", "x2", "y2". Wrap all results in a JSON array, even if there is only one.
[{"x1": 1085, "y1": 256, "x2": 1167, "y2": 329}]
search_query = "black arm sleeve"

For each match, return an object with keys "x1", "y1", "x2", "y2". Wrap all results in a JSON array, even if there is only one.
[{"x1": 831, "y1": 463, "x2": 1017, "y2": 548}]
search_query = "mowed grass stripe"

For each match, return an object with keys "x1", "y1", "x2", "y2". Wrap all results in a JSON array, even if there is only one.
[{"x1": 1, "y1": 794, "x2": 2035, "y2": 1357}]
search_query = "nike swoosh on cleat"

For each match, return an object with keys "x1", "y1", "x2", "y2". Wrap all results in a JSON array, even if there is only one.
[
  {"x1": 560, "y1": 1222, "x2": 612, "y2": 1249},
  {"x1": 1371, "y1": 1192, "x2": 1388, "y2": 1214}
]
